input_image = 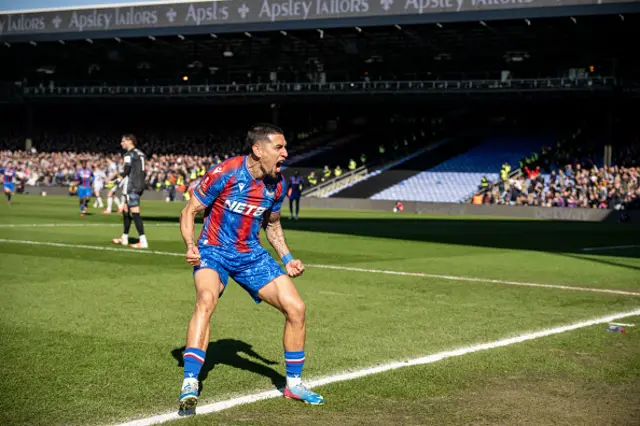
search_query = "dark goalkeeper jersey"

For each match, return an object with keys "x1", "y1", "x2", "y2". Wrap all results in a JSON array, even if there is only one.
[{"x1": 123, "y1": 148, "x2": 146, "y2": 194}]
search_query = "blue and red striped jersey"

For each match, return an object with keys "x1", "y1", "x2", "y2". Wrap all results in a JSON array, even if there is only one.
[
  {"x1": 1, "y1": 168, "x2": 15, "y2": 185},
  {"x1": 193, "y1": 156, "x2": 287, "y2": 253},
  {"x1": 75, "y1": 168, "x2": 93, "y2": 188}
]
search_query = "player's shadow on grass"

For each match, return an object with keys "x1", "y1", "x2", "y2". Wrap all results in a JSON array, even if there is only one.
[{"x1": 171, "y1": 339, "x2": 285, "y2": 393}]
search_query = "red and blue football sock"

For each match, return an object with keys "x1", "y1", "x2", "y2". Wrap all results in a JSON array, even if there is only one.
[
  {"x1": 284, "y1": 350, "x2": 305, "y2": 387},
  {"x1": 183, "y1": 347, "x2": 206, "y2": 380}
]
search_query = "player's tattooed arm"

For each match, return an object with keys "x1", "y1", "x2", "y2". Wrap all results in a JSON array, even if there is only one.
[{"x1": 264, "y1": 211, "x2": 290, "y2": 259}]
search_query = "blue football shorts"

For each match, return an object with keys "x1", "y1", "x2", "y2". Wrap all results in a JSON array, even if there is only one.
[
  {"x1": 193, "y1": 245, "x2": 286, "y2": 304},
  {"x1": 3, "y1": 183, "x2": 15, "y2": 193},
  {"x1": 78, "y1": 186, "x2": 91, "y2": 199}
]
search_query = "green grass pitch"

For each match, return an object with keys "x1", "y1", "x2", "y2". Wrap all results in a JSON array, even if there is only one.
[{"x1": 1, "y1": 195, "x2": 639, "y2": 425}]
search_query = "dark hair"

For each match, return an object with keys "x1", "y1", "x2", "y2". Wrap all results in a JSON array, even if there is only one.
[
  {"x1": 245, "y1": 123, "x2": 284, "y2": 151},
  {"x1": 122, "y1": 133, "x2": 137, "y2": 145}
]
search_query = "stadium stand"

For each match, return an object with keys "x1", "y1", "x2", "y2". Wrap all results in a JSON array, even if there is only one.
[
  {"x1": 0, "y1": 103, "x2": 336, "y2": 198},
  {"x1": 0, "y1": 11, "x2": 638, "y2": 210},
  {"x1": 473, "y1": 122, "x2": 640, "y2": 210},
  {"x1": 283, "y1": 112, "x2": 450, "y2": 194},
  {"x1": 327, "y1": 137, "x2": 454, "y2": 198},
  {"x1": 479, "y1": 162, "x2": 639, "y2": 210},
  {"x1": 370, "y1": 135, "x2": 549, "y2": 203}
]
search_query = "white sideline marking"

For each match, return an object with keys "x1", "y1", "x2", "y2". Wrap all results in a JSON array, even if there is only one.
[
  {"x1": 113, "y1": 309, "x2": 640, "y2": 426},
  {"x1": 0, "y1": 238, "x2": 184, "y2": 257},
  {"x1": 309, "y1": 264, "x2": 640, "y2": 297},
  {"x1": 609, "y1": 322, "x2": 635, "y2": 327},
  {"x1": 581, "y1": 244, "x2": 640, "y2": 252},
  {"x1": 1, "y1": 238, "x2": 639, "y2": 298},
  {"x1": 0, "y1": 223, "x2": 177, "y2": 228}
]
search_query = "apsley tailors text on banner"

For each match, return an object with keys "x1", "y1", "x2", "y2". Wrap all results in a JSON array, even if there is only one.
[{"x1": 0, "y1": 0, "x2": 637, "y2": 39}]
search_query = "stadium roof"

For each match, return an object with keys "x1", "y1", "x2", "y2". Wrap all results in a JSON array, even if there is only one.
[
  {"x1": 2, "y1": 13, "x2": 639, "y2": 87},
  {"x1": 0, "y1": 0, "x2": 638, "y2": 43}
]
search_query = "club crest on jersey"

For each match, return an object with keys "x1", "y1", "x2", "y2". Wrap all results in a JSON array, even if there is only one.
[
  {"x1": 224, "y1": 199, "x2": 266, "y2": 217},
  {"x1": 265, "y1": 183, "x2": 276, "y2": 197}
]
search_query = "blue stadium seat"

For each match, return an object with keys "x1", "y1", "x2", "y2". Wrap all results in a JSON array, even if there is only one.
[{"x1": 370, "y1": 136, "x2": 550, "y2": 203}]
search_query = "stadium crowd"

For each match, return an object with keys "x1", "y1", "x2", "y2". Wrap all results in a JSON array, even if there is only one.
[
  {"x1": 0, "y1": 112, "x2": 438, "y2": 199},
  {"x1": 4, "y1": 116, "x2": 637, "y2": 212},
  {"x1": 478, "y1": 129, "x2": 640, "y2": 210},
  {"x1": 0, "y1": 132, "x2": 416, "y2": 198},
  {"x1": 0, "y1": 122, "x2": 346, "y2": 200},
  {"x1": 482, "y1": 163, "x2": 639, "y2": 209},
  {"x1": 0, "y1": 129, "x2": 252, "y2": 199}
]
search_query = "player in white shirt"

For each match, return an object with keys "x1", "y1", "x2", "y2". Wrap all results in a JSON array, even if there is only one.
[
  {"x1": 92, "y1": 162, "x2": 107, "y2": 209},
  {"x1": 103, "y1": 159, "x2": 126, "y2": 214}
]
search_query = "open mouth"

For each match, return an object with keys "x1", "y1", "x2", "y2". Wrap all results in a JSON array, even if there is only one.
[{"x1": 276, "y1": 161, "x2": 284, "y2": 173}]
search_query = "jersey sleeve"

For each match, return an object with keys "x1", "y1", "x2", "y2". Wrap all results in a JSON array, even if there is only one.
[
  {"x1": 271, "y1": 176, "x2": 288, "y2": 214},
  {"x1": 193, "y1": 167, "x2": 231, "y2": 207},
  {"x1": 123, "y1": 154, "x2": 132, "y2": 176}
]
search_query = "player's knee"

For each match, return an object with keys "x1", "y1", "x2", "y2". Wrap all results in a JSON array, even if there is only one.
[
  {"x1": 284, "y1": 298, "x2": 306, "y2": 324},
  {"x1": 196, "y1": 290, "x2": 218, "y2": 314}
]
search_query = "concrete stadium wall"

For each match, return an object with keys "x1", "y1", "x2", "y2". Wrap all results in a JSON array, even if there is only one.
[
  {"x1": 27, "y1": 186, "x2": 635, "y2": 223},
  {"x1": 300, "y1": 197, "x2": 633, "y2": 223}
]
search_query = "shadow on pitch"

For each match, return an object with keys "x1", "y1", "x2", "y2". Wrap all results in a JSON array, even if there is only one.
[
  {"x1": 143, "y1": 213, "x2": 640, "y2": 265},
  {"x1": 278, "y1": 216, "x2": 640, "y2": 261},
  {"x1": 560, "y1": 252, "x2": 640, "y2": 273},
  {"x1": 171, "y1": 339, "x2": 285, "y2": 393}
]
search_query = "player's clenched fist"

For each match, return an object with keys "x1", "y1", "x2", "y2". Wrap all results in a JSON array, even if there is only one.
[
  {"x1": 286, "y1": 259, "x2": 305, "y2": 278},
  {"x1": 186, "y1": 245, "x2": 201, "y2": 266}
]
